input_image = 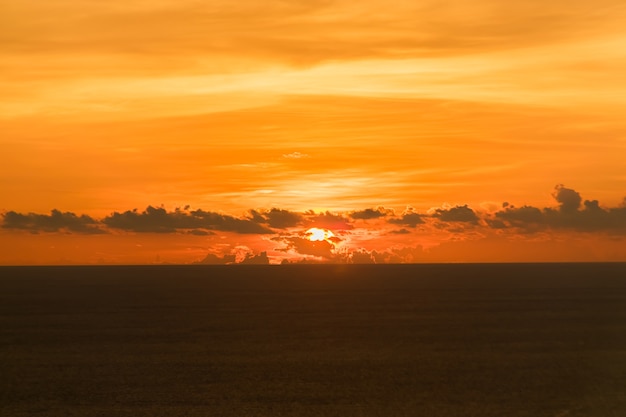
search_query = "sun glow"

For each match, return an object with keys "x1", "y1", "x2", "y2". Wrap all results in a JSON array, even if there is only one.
[{"x1": 306, "y1": 227, "x2": 335, "y2": 242}]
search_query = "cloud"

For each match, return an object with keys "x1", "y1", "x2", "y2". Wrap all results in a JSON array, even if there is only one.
[
  {"x1": 349, "y1": 246, "x2": 429, "y2": 264},
  {"x1": 552, "y1": 184, "x2": 582, "y2": 212},
  {"x1": 491, "y1": 185, "x2": 626, "y2": 233},
  {"x1": 305, "y1": 211, "x2": 353, "y2": 230},
  {"x1": 281, "y1": 236, "x2": 335, "y2": 258},
  {"x1": 350, "y1": 250, "x2": 376, "y2": 264},
  {"x1": 197, "y1": 249, "x2": 269, "y2": 264},
  {"x1": 282, "y1": 152, "x2": 309, "y2": 159},
  {"x1": 189, "y1": 209, "x2": 274, "y2": 234},
  {"x1": 103, "y1": 206, "x2": 274, "y2": 234},
  {"x1": 197, "y1": 253, "x2": 236, "y2": 265},
  {"x1": 3, "y1": 183, "x2": 626, "y2": 267},
  {"x1": 493, "y1": 205, "x2": 544, "y2": 228},
  {"x1": 239, "y1": 251, "x2": 270, "y2": 265},
  {"x1": 103, "y1": 206, "x2": 178, "y2": 233},
  {"x1": 388, "y1": 209, "x2": 424, "y2": 227},
  {"x1": 350, "y1": 207, "x2": 393, "y2": 220},
  {"x1": 6, "y1": 0, "x2": 622, "y2": 72},
  {"x1": 187, "y1": 229, "x2": 215, "y2": 236},
  {"x1": 543, "y1": 203, "x2": 626, "y2": 232},
  {"x1": 432, "y1": 205, "x2": 479, "y2": 223},
  {"x1": 1, "y1": 210, "x2": 104, "y2": 234},
  {"x1": 250, "y1": 208, "x2": 304, "y2": 229},
  {"x1": 388, "y1": 228, "x2": 411, "y2": 235}
]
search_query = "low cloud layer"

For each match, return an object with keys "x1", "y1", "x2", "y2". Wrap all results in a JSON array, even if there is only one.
[
  {"x1": 388, "y1": 209, "x2": 424, "y2": 227},
  {"x1": 553, "y1": 184, "x2": 582, "y2": 213},
  {"x1": 1, "y1": 210, "x2": 104, "y2": 234},
  {"x1": 102, "y1": 206, "x2": 274, "y2": 234},
  {"x1": 491, "y1": 185, "x2": 626, "y2": 233},
  {"x1": 305, "y1": 211, "x2": 353, "y2": 230},
  {"x1": 350, "y1": 207, "x2": 393, "y2": 220},
  {"x1": 433, "y1": 205, "x2": 479, "y2": 224},
  {"x1": 0, "y1": 184, "x2": 626, "y2": 244},
  {"x1": 280, "y1": 236, "x2": 336, "y2": 259},
  {"x1": 249, "y1": 208, "x2": 304, "y2": 229},
  {"x1": 197, "y1": 251, "x2": 270, "y2": 265}
]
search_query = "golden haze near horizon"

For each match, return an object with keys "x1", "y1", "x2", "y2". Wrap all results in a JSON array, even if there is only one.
[{"x1": 1, "y1": 0, "x2": 626, "y2": 264}]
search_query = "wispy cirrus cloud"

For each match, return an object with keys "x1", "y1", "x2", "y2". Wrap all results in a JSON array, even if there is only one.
[
  {"x1": 282, "y1": 152, "x2": 310, "y2": 159},
  {"x1": 5, "y1": 0, "x2": 625, "y2": 69}
]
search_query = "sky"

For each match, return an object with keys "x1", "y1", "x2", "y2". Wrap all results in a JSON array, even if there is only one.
[{"x1": 1, "y1": 0, "x2": 626, "y2": 264}]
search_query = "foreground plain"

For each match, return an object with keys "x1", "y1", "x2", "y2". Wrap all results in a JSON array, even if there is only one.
[{"x1": 1, "y1": 263, "x2": 626, "y2": 416}]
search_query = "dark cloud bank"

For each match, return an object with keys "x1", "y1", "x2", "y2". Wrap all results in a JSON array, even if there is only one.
[
  {"x1": 102, "y1": 206, "x2": 274, "y2": 234},
  {"x1": 491, "y1": 185, "x2": 626, "y2": 233},
  {"x1": 2, "y1": 185, "x2": 625, "y2": 236},
  {"x1": 388, "y1": 209, "x2": 424, "y2": 227},
  {"x1": 2, "y1": 185, "x2": 625, "y2": 262},
  {"x1": 1, "y1": 210, "x2": 104, "y2": 234}
]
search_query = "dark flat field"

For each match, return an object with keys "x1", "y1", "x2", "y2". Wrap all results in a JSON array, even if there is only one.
[{"x1": 1, "y1": 263, "x2": 626, "y2": 416}]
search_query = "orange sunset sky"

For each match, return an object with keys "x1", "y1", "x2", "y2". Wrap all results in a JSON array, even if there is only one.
[{"x1": 2, "y1": 0, "x2": 626, "y2": 264}]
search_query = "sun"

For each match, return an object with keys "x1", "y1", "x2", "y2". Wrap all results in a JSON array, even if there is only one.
[{"x1": 306, "y1": 227, "x2": 335, "y2": 242}]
